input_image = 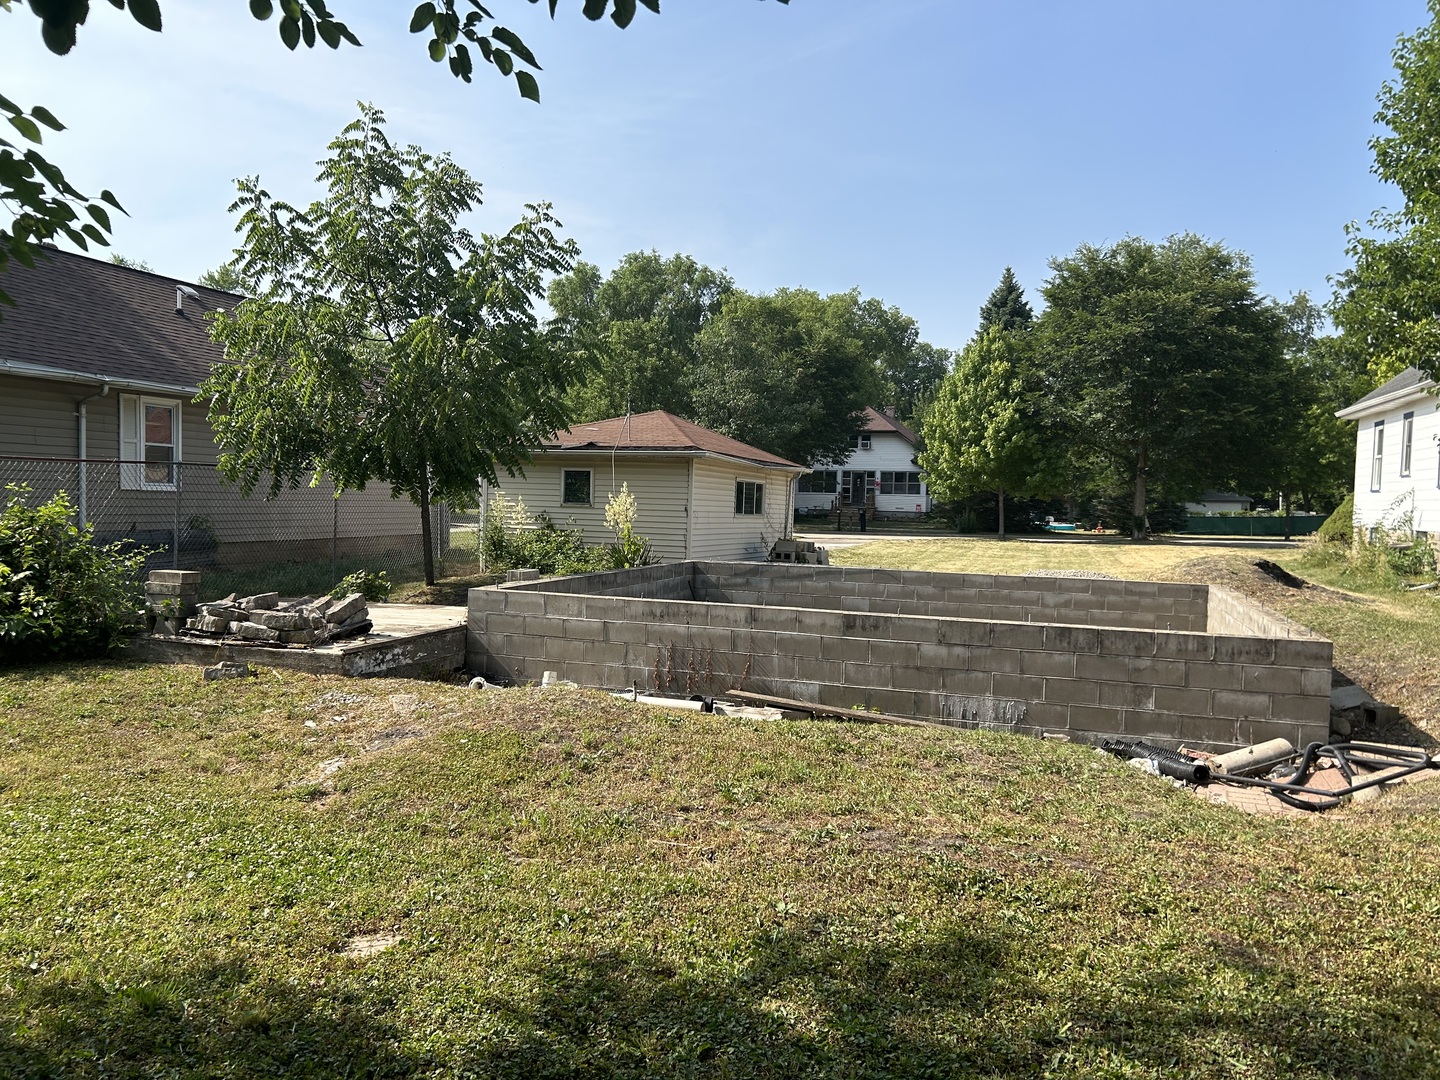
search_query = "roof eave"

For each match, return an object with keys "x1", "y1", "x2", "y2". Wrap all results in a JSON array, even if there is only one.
[
  {"x1": 534, "y1": 446, "x2": 807, "y2": 473},
  {"x1": 0, "y1": 357, "x2": 203, "y2": 397},
  {"x1": 1335, "y1": 380, "x2": 1437, "y2": 420}
]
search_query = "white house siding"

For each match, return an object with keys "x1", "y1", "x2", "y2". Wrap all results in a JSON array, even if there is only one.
[
  {"x1": 688, "y1": 458, "x2": 795, "y2": 561},
  {"x1": 794, "y1": 431, "x2": 929, "y2": 515},
  {"x1": 491, "y1": 455, "x2": 693, "y2": 562},
  {"x1": 1351, "y1": 397, "x2": 1440, "y2": 536}
]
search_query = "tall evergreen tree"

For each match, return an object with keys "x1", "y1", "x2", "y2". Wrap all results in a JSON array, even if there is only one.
[{"x1": 976, "y1": 267, "x2": 1035, "y2": 334}]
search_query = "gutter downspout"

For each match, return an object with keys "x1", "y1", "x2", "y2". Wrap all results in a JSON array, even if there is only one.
[{"x1": 75, "y1": 383, "x2": 111, "y2": 523}]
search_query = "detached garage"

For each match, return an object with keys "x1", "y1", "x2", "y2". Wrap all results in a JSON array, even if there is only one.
[{"x1": 489, "y1": 411, "x2": 807, "y2": 562}]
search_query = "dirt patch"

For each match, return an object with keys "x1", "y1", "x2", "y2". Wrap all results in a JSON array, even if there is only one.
[{"x1": 340, "y1": 932, "x2": 400, "y2": 958}]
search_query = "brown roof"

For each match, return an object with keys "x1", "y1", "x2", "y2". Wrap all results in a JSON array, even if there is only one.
[
  {"x1": 861, "y1": 406, "x2": 919, "y2": 444},
  {"x1": 0, "y1": 246, "x2": 239, "y2": 392},
  {"x1": 544, "y1": 411, "x2": 804, "y2": 470}
]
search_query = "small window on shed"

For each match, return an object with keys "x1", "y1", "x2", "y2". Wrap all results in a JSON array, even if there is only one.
[
  {"x1": 735, "y1": 480, "x2": 764, "y2": 515},
  {"x1": 1371, "y1": 421, "x2": 1384, "y2": 492},
  {"x1": 1401, "y1": 411, "x2": 1414, "y2": 477},
  {"x1": 562, "y1": 469, "x2": 592, "y2": 505}
]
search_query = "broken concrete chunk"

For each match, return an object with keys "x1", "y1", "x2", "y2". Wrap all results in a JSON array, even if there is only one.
[
  {"x1": 203, "y1": 661, "x2": 251, "y2": 681},
  {"x1": 324, "y1": 593, "x2": 367, "y2": 624},
  {"x1": 1330, "y1": 684, "x2": 1375, "y2": 711},
  {"x1": 278, "y1": 629, "x2": 319, "y2": 645},
  {"x1": 149, "y1": 570, "x2": 202, "y2": 589},
  {"x1": 248, "y1": 609, "x2": 312, "y2": 631},
  {"x1": 197, "y1": 603, "x2": 247, "y2": 621},
  {"x1": 239, "y1": 592, "x2": 280, "y2": 611},
  {"x1": 187, "y1": 615, "x2": 236, "y2": 634},
  {"x1": 236, "y1": 622, "x2": 281, "y2": 642}
]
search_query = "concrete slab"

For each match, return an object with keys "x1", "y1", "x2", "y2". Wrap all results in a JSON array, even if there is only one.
[{"x1": 126, "y1": 603, "x2": 466, "y2": 679}]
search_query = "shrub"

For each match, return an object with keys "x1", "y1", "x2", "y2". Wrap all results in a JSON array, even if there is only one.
[
  {"x1": 330, "y1": 569, "x2": 392, "y2": 601},
  {"x1": 1315, "y1": 493, "x2": 1354, "y2": 544},
  {"x1": 482, "y1": 491, "x2": 656, "y2": 576},
  {"x1": 0, "y1": 486, "x2": 149, "y2": 664}
]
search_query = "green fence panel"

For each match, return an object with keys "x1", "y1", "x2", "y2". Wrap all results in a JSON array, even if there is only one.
[{"x1": 1183, "y1": 516, "x2": 1323, "y2": 536}]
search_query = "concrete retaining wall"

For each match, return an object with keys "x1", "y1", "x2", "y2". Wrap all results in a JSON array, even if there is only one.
[{"x1": 467, "y1": 562, "x2": 1332, "y2": 751}]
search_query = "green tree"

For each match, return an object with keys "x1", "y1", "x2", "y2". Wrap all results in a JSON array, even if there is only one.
[
  {"x1": 1267, "y1": 294, "x2": 1373, "y2": 519},
  {"x1": 108, "y1": 252, "x2": 152, "y2": 271},
  {"x1": 919, "y1": 328, "x2": 1047, "y2": 539},
  {"x1": 2, "y1": 1, "x2": 788, "y2": 315},
  {"x1": 690, "y1": 288, "x2": 880, "y2": 467},
  {"x1": 203, "y1": 105, "x2": 581, "y2": 585},
  {"x1": 547, "y1": 251, "x2": 734, "y2": 421},
  {"x1": 976, "y1": 267, "x2": 1035, "y2": 335},
  {"x1": 197, "y1": 261, "x2": 249, "y2": 294},
  {"x1": 1334, "y1": 1, "x2": 1440, "y2": 383},
  {"x1": 1039, "y1": 234, "x2": 1287, "y2": 540},
  {"x1": 855, "y1": 295, "x2": 950, "y2": 424}
]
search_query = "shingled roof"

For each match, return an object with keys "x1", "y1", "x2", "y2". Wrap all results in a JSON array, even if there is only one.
[
  {"x1": 0, "y1": 246, "x2": 239, "y2": 393},
  {"x1": 543, "y1": 411, "x2": 804, "y2": 470},
  {"x1": 860, "y1": 405, "x2": 919, "y2": 444}
]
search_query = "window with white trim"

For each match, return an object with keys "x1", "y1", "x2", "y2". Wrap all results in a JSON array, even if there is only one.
[
  {"x1": 847, "y1": 432, "x2": 873, "y2": 451},
  {"x1": 734, "y1": 480, "x2": 764, "y2": 515},
  {"x1": 1401, "y1": 411, "x2": 1414, "y2": 477},
  {"x1": 1370, "y1": 420, "x2": 1384, "y2": 492},
  {"x1": 799, "y1": 470, "x2": 838, "y2": 494},
  {"x1": 880, "y1": 470, "x2": 923, "y2": 495},
  {"x1": 119, "y1": 394, "x2": 181, "y2": 490},
  {"x1": 561, "y1": 469, "x2": 592, "y2": 505}
]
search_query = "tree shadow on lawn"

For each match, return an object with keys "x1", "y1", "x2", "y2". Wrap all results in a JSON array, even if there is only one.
[
  {"x1": 0, "y1": 956, "x2": 426, "y2": 1079},
  {"x1": 456, "y1": 918, "x2": 1440, "y2": 1079},
  {"x1": 4, "y1": 924, "x2": 1436, "y2": 1078}
]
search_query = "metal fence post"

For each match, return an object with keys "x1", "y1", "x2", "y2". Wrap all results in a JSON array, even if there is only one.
[
  {"x1": 172, "y1": 464, "x2": 181, "y2": 570},
  {"x1": 332, "y1": 490, "x2": 339, "y2": 587}
]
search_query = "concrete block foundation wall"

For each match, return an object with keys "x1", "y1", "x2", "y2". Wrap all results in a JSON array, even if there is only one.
[{"x1": 467, "y1": 562, "x2": 1332, "y2": 752}]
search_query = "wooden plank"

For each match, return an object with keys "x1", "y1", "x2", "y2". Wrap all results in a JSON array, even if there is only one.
[{"x1": 724, "y1": 689, "x2": 937, "y2": 729}]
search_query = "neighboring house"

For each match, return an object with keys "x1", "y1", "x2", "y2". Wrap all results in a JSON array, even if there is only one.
[
  {"x1": 794, "y1": 406, "x2": 931, "y2": 518},
  {"x1": 489, "y1": 410, "x2": 806, "y2": 562},
  {"x1": 0, "y1": 247, "x2": 421, "y2": 568},
  {"x1": 1335, "y1": 366, "x2": 1440, "y2": 537},
  {"x1": 1184, "y1": 492, "x2": 1254, "y2": 515}
]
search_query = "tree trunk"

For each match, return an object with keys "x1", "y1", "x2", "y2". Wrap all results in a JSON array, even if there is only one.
[
  {"x1": 997, "y1": 487, "x2": 1006, "y2": 540},
  {"x1": 419, "y1": 480, "x2": 435, "y2": 586},
  {"x1": 1281, "y1": 489, "x2": 1292, "y2": 540},
  {"x1": 1131, "y1": 448, "x2": 1148, "y2": 541}
]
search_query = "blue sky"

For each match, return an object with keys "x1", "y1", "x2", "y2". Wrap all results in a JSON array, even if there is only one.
[{"x1": 1, "y1": 0, "x2": 1429, "y2": 350}]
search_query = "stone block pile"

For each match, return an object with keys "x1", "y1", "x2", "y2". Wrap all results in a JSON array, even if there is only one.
[
  {"x1": 182, "y1": 590, "x2": 373, "y2": 646},
  {"x1": 146, "y1": 570, "x2": 201, "y2": 631}
]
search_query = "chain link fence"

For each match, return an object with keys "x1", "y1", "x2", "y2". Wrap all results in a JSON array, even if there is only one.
[{"x1": 2, "y1": 456, "x2": 457, "y2": 599}]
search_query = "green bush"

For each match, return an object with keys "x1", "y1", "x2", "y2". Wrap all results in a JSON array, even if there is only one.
[
  {"x1": 1316, "y1": 493, "x2": 1354, "y2": 544},
  {"x1": 329, "y1": 569, "x2": 392, "y2": 601},
  {"x1": 482, "y1": 493, "x2": 656, "y2": 576},
  {"x1": 0, "y1": 486, "x2": 149, "y2": 664}
]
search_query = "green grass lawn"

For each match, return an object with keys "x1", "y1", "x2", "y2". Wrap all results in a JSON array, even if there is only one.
[{"x1": 4, "y1": 663, "x2": 1440, "y2": 1078}]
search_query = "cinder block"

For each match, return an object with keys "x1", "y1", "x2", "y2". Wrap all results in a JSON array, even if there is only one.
[
  {"x1": 1099, "y1": 682, "x2": 1154, "y2": 710},
  {"x1": 1270, "y1": 694, "x2": 1330, "y2": 726},
  {"x1": 936, "y1": 619, "x2": 992, "y2": 646},
  {"x1": 1128, "y1": 657, "x2": 1187, "y2": 687},
  {"x1": 500, "y1": 590, "x2": 548, "y2": 615},
  {"x1": 1153, "y1": 686, "x2": 1213, "y2": 716},
  {"x1": 970, "y1": 647, "x2": 1022, "y2": 674},
  {"x1": 1184, "y1": 662, "x2": 1244, "y2": 691},
  {"x1": 1067, "y1": 703, "x2": 1126, "y2": 734},
  {"x1": 1154, "y1": 633, "x2": 1216, "y2": 661},
  {"x1": 1044, "y1": 677, "x2": 1099, "y2": 705},
  {"x1": 1023, "y1": 700, "x2": 1072, "y2": 729},
  {"x1": 1021, "y1": 651, "x2": 1076, "y2": 678},
  {"x1": 1211, "y1": 690, "x2": 1271, "y2": 718},
  {"x1": 1275, "y1": 639, "x2": 1332, "y2": 667},
  {"x1": 1100, "y1": 628, "x2": 1156, "y2": 657},
  {"x1": 941, "y1": 669, "x2": 993, "y2": 696},
  {"x1": 870, "y1": 639, "x2": 922, "y2": 667},
  {"x1": 1300, "y1": 667, "x2": 1333, "y2": 697},
  {"x1": 1175, "y1": 714, "x2": 1243, "y2": 748},
  {"x1": 1213, "y1": 636, "x2": 1276, "y2": 665},
  {"x1": 888, "y1": 618, "x2": 939, "y2": 643},
  {"x1": 889, "y1": 665, "x2": 942, "y2": 692},
  {"x1": 990, "y1": 623, "x2": 1047, "y2": 650},
  {"x1": 1075, "y1": 653, "x2": 1130, "y2": 682},
  {"x1": 1043, "y1": 625, "x2": 1100, "y2": 653},
  {"x1": 1241, "y1": 665, "x2": 1306, "y2": 696},
  {"x1": 821, "y1": 636, "x2": 870, "y2": 663},
  {"x1": 992, "y1": 673, "x2": 1045, "y2": 701}
]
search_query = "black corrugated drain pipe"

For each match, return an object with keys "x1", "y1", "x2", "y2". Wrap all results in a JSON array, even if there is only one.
[{"x1": 1100, "y1": 737, "x2": 1212, "y2": 785}]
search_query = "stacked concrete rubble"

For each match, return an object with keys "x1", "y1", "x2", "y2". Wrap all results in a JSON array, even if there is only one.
[{"x1": 183, "y1": 591, "x2": 371, "y2": 645}]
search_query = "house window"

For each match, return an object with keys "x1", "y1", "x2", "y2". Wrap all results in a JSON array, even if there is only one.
[
  {"x1": 1371, "y1": 421, "x2": 1384, "y2": 492},
  {"x1": 880, "y1": 471, "x2": 923, "y2": 495},
  {"x1": 1401, "y1": 411, "x2": 1414, "y2": 477},
  {"x1": 119, "y1": 394, "x2": 180, "y2": 490},
  {"x1": 562, "y1": 469, "x2": 592, "y2": 505},
  {"x1": 799, "y1": 470, "x2": 838, "y2": 494},
  {"x1": 847, "y1": 433, "x2": 873, "y2": 451},
  {"x1": 735, "y1": 480, "x2": 764, "y2": 515}
]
